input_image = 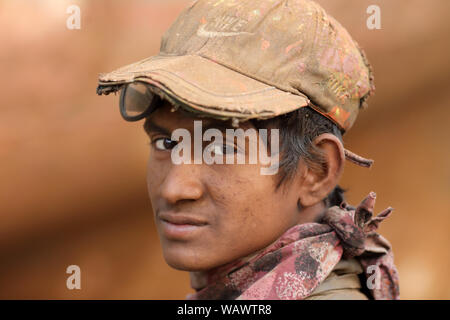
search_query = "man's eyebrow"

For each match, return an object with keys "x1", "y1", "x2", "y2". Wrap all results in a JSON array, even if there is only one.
[
  {"x1": 202, "y1": 120, "x2": 235, "y2": 133},
  {"x1": 143, "y1": 118, "x2": 170, "y2": 135},
  {"x1": 143, "y1": 117, "x2": 240, "y2": 136}
]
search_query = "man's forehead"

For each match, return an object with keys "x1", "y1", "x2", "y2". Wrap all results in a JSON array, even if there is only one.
[{"x1": 144, "y1": 101, "x2": 251, "y2": 133}]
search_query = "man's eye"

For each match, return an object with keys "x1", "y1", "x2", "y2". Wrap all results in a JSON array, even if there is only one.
[
  {"x1": 153, "y1": 138, "x2": 177, "y2": 151},
  {"x1": 210, "y1": 143, "x2": 236, "y2": 156}
]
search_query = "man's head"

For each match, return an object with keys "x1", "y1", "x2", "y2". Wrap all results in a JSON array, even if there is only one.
[
  {"x1": 97, "y1": 0, "x2": 375, "y2": 272},
  {"x1": 144, "y1": 98, "x2": 345, "y2": 271}
]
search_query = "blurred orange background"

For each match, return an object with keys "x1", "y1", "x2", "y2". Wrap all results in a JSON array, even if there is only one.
[{"x1": 0, "y1": 0, "x2": 449, "y2": 299}]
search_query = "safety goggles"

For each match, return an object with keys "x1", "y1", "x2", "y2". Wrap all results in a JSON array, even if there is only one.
[{"x1": 119, "y1": 82, "x2": 160, "y2": 121}]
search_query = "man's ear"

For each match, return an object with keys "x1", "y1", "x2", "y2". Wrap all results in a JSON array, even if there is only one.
[{"x1": 297, "y1": 133, "x2": 345, "y2": 207}]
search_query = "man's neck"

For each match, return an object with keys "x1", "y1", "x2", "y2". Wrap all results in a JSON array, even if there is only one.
[{"x1": 295, "y1": 201, "x2": 327, "y2": 224}]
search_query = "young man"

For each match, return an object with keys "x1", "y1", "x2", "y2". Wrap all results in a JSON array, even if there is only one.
[{"x1": 97, "y1": 0, "x2": 399, "y2": 299}]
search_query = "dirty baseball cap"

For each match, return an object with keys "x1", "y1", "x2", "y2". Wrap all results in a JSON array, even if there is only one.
[{"x1": 97, "y1": 0, "x2": 375, "y2": 167}]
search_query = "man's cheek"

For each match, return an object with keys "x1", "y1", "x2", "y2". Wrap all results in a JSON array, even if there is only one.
[
  {"x1": 215, "y1": 211, "x2": 251, "y2": 240},
  {"x1": 146, "y1": 174, "x2": 160, "y2": 214},
  {"x1": 146, "y1": 162, "x2": 164, "y2": 191}
]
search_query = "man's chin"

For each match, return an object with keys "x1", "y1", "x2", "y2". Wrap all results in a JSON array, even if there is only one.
[
  {"x1": 164, "y1": 256, "x2": 213, "y2": 272},
  {"x1": 161, "y1": 245, "x2": 215, "y2": 271}
]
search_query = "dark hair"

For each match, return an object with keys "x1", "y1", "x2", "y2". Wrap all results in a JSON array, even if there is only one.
[{"x1": 250, "y1": 107, "x2": 346, "y2": 208}]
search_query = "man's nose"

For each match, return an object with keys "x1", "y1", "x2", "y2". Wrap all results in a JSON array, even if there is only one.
[{"x1": 159, "y1": 164, "x2": 204, "y2": 205}]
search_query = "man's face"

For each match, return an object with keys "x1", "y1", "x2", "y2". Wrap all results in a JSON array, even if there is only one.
[{"x1": 144, "y1": 102, "x2": 303, "y2": 271}]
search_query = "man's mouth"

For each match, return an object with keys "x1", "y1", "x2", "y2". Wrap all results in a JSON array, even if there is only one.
[{"x1": 158, "y1": 212, "x2": 208, "y2": 240}]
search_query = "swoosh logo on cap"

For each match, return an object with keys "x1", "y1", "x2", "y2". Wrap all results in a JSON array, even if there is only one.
[{"x1": 197, "y1": 24, "x2": 253, "y2": 38}]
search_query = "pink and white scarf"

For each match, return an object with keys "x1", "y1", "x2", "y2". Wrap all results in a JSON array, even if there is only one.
[{"x1": 187, "y1": 192, "x2": 400, "y2": 300}]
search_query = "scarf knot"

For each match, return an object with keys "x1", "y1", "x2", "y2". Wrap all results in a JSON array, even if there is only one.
[{"x1": 322, "y1": 192, "x2": 393, "y2": 259}]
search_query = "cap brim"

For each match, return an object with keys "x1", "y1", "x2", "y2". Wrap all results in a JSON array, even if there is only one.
[
  {"x1": 98, "y1": 54, "x2": 309, "y2": 121},
  {"x1": 98, "y1": 54, "x2": 374, "y2": 168}
]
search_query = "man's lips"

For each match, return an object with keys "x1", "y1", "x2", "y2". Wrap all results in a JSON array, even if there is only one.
[
  {"x1": 159, "y1": 212, "x2": 208, "y2": 226},
  {"x1": 158, "y1": 212, "x2": 208, "y2": 239}
]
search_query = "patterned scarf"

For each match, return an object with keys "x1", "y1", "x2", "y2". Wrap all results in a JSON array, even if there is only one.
[{"x1": 187, "y1": 192, "x2": 400, "y2": 300}]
